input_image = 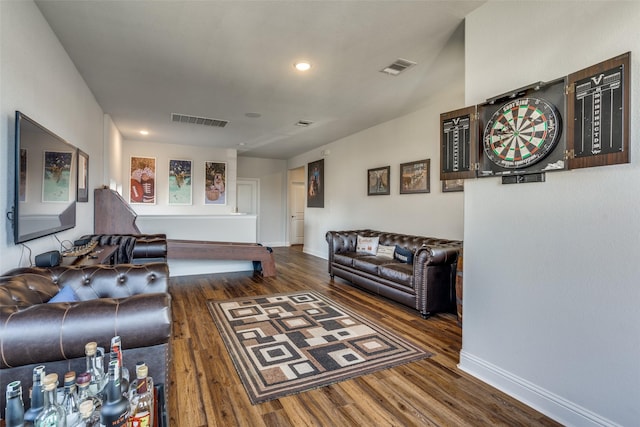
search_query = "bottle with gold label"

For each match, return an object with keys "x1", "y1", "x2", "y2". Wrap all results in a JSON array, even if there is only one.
[{"x1": 127, "y1": 365, "x2": 153, "y2": 427}]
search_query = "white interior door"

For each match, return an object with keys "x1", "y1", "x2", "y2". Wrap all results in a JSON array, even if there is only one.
[
  {"x1": 237, "y1": 179, "x2": 258, "y2": 214},
  {"x1": 290, "y1": 182, "x2": 305, "y2": 245}
]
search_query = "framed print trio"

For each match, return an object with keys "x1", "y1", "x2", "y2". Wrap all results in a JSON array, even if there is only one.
[
  {"x1": 205, "y1": 161, "x2": 226, "y2": 205},
  {"x1": 130, "y1": 156, "x2": 156, "y2": 204}
]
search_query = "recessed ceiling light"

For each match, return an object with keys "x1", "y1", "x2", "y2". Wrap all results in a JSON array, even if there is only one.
[
  {"x1": 294, "y1": 61, "x2": 311, "y2": 72},
  {"x1": 140, "y1": 130, "x2": 149, "y2": 135}
]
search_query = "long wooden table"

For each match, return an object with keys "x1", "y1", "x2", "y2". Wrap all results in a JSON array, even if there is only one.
[{"x1": 167, "y1": 239, "x2": 277, "y2": 277}]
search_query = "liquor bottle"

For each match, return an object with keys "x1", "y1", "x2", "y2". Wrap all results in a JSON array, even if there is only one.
[
  {"x1": 76, "y1": 401, "x2": 99, "y2": 427},
  {"x1": 85, "y1": 342, "x2": 106, "y2": 398},
  {"x1": 34, "y1": 373, "x2": 66, "y2": 427},
  {"x1": 24, "y1": 365, "x2": 46, "y2": 426},
  {"x1": 127, "y1": 363, "x2": 153, "y2": 400},
  {"x1": 100, "y1": 360, "x2": 129, "y2": 427},
  {"x1": 61, "y1": 372, "x2": 80, "y2": 427},
  {"x1": 5, "y1": 380, "x2": 25, "y2": 427},
  {"x1": 127, "y1": 365, "x2": 153, "y2": 427},
  {"x1": 110, "y1": 336, "x2": 129, "y2": 396}
]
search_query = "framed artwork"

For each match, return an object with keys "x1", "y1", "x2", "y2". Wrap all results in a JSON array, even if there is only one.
[
  {"x1": 400, "y1": 159, "x2": 430, "y2": 194},
  {"x1": 442, "y1": 179, "x2": 464, "y2": 193},
  {"x1": 42, "y1": 150, "x2": 74, "y2": 202},
  {"x1": 307, "y1": 159, "x2": 324, "y2": 208},
  {"x1": 130, "y1": 156, "x2": 156, "y2": 204},
  {"x1": 168, "y1": 159, "x2": 192, "y2": 205},
  {"x1": 19, "y1": 148, "x2": 27, "y2": 202},
  {"x1": 367, "y1": 166, "x2": 390, "y2": 196},
  {"x1": 205, "y1": 161, "x2": 226, "y2": 205},
  {"x1": 77, "y1": 149, "x2": 89, "y2": 202}
]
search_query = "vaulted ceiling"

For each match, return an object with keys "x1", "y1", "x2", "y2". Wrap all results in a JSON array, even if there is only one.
[{"x1": 36, "y1": 1, "x2": 483, "y2": 159}]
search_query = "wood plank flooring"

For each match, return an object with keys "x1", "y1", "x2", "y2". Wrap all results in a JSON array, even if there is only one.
[{"x1": 168, "y1": 246, "x2": 560, "y2": 427}]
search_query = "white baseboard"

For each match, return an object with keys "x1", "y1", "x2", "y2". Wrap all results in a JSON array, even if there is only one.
[
  {"x1": 303, "y1": 247, "x2": 327, "y2": 260},
  {"x1": 458, "y1": 350, "x2": 621, "y2": 427}
]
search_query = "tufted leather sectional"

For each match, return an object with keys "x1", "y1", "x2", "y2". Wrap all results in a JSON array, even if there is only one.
[
  {"x1": 326, "y1": 230, "x2": 462, "y2": 318},
  {"x1": 0, "y1": 262, "x2": 171, "y2": 411}
]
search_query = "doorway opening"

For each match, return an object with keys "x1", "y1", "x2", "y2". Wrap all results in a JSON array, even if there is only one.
[{"x1": 288, "y1": 166, "x2": 305, "y2": 246}]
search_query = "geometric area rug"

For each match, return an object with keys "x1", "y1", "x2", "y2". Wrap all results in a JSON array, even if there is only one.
[{"x1": 206, "y1": 291, "x2": 432, "y2": 404}]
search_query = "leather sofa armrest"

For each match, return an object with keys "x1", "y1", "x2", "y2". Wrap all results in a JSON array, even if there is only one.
[
  {"x1": 415, "y1": 245, "x2": 460, "y2": 266},
  {"x1": 131, "y1": 234, "x2": 167, "y2": 261},
  {"x1": 0, "y1": 293, "x2": 171, "y2": 369}
]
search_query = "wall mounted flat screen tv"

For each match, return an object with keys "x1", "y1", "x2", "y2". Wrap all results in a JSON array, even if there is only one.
[{"x1": 14, "y1": 111, "x2": 77, "y2": 243}]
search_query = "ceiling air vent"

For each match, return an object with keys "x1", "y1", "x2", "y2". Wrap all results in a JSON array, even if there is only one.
[
  {"x1": 171, "y1": 113, "x2": 228, "y2": 128},
  {"x1": 380, "y1": 58, "x2": 417, "y2": 76}
]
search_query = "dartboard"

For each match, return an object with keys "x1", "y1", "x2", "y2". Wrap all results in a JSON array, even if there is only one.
[{"x1": 483, "y1": 97, "x2": 561, "y2": 169}]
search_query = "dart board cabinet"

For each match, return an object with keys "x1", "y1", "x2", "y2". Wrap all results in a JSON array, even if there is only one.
[{"x1": 439, "y1": 51, "x2": 630, "y2": 184}]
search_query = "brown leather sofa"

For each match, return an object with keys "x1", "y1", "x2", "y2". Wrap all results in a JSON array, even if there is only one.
[
  {"x1": 81, "y1": 233, "x2": 168, "y2": 264},
  {"x1": 0, "y1": 262, "x2": 171, "y2": 411},
  {"x1": 326, "y1": 230, "x2": 462, "y2": 318}
]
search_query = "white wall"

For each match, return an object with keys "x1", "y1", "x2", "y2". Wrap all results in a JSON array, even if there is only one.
[
  {"x1": 104, "y1": 114, "x2": 123, "y2": 191},
  {"x1": 462, "y1": 2, "x2": 640, "y2": 426},
  {"x1": 288, "y1": 80, "x2": 466, "y2": 259},
  {"x1": 237, "y1": 156, "x2": 288, "y2": 246},
  {"x1": 0, "y1": 1, "x2": 104, "y2": 272}
]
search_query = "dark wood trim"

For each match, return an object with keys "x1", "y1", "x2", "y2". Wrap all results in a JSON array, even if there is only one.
[{"x1": 167, "y1": 239, "x2": 276, "y2": 277}]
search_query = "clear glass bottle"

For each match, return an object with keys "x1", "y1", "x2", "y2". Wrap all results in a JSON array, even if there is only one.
[
  {"x1": 110, "y1": 336, "x2": 129, "y2": 397},
  {"x1": 5, "y1": 380, "x2": 25, "y2": 427},
  {"x1": 61, "y1": 372, "x2": 80, "y2": 427},
  {"x1": 128, "y1": 364, "x2": 153, "y2": 427},
  {"x1": 84, "y1": 342, "x2": 106, "y2": 398},
  {"x1": 77, "y1": 401, "x2": 99, "y2": 427},
  {"x1": 127, "y1": 362, "x2": 153, "y2": 401},
  {"x1": 76, "y1": 372, "x2": 102, "y2": 415},
  {"x1": 24, "y1": 365, "x2": 46, "y2": 426},
  {"x1": 99, "y1": 360, "x2": 129, "y2": 427},
  {"x1": 34, "y1": 373, "x2": 66, "y2": 427}
]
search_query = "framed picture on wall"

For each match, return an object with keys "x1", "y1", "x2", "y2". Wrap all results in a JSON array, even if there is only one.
[
  {"x1": 307, "y1": 159, "x2": 324, "y2": 208},
  {"x1": 43, "y1": 150, "x2": 74, "y2": 202},
  {"x1": 442, "y1": 179, "x2": 464, "y2": 193},
  {"x1": 399, "y1": 159, "x2": 430, "y2": 194},
  {"x1": 367, "y1": 166, "x2": 390, "y2": 196},
  {"x1": 168, "y1": 159, "x2": 192, "y2": 205},
  {"x1": 130, "y1": 156, "x2": 156, "y2": 204},
  {"x1": 205, "y1": 161, "x2": 226, "y2": 205},
  {"x1": 77, "y1": 149, "x2": 89, "y2": 202}
]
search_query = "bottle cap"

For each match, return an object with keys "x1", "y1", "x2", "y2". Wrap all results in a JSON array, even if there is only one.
[
  {"x1": 43, "y1": 373, "x2": 58, "y2": 391},
  {"x1": 85, "y1": 341, "x2": 97, "y2": 356},
  {"x1": 76, "y1": 372, "x2": 91, "y2": 386},
  {"x1": 136, "y1": 364, "x2": 148, "y2": 379},
  {"x1": 6, "y1": 381, "x2": 22, "y2": 398},
  {"x1": 79, "y1": 400, "x2": 94, "y2": 417},
  {"x1": 64, "y1": 371, "x2": 76, "y2": 385}
]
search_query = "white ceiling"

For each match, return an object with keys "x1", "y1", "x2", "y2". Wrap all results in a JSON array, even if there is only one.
[{"x1": 35, "y1": 0, "x2": 483, "y2": 159}]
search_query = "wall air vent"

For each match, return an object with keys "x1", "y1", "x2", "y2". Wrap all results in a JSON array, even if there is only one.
[
  {"x1": 380, "y1": 58, "x2": 417, "y2": 76},
  {"x1": 171, "y1": 113, "x2": 228, "y2": 128}
]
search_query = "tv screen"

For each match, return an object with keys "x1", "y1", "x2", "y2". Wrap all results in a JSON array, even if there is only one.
[{"x1": 14, "y1": 111, "x2": 77, "y2": 243}]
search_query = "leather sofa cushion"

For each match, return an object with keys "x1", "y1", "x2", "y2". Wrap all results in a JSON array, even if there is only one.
[
  {"x1": 334, "y1": 252, "x2": 363, "y2": 267},
  {"x1": 353, "y1": 256, "x2": 392, "y2": 275},
  {"x1": 378, "y1": 263, "x2": 414, "y2": 287}
]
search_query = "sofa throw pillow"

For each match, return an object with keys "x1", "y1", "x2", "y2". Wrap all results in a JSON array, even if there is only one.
[
  {"x1": 48, "y1": 285, "x2": 78, "y2": 303},
  {"x1": 377, "y1": 245, "x2": 395, "y2": 259},
  {"x1": 356, "y1": 235, "x2": 379, "y2": 255},
  {"x1": 394, "y1": 245, "x2": 414, "y2": 264}
]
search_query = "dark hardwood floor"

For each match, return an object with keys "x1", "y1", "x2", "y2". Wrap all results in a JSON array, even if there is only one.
[{"x1": 168, "y1": 246, "x2": 560, "y2": 426}]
